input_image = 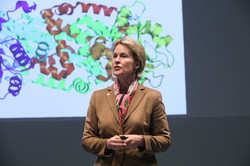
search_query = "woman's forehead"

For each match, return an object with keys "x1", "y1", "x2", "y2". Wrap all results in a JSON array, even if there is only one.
[{"x1": 114, "y1": 44, "x2": 131, "y2": 54}]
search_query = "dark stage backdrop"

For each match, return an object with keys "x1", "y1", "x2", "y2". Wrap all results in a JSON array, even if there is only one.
[{"x1": 1, "y1": 0, "x2": 250, "y2": 165}]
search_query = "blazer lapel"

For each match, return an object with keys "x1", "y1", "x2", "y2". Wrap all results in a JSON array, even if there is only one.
[
  {"x1": 124, "y1": 84, "x2": 145, "y2": 123},
  {"x1": 105, "y1": 85, "x2": 121, "y2": 125}
]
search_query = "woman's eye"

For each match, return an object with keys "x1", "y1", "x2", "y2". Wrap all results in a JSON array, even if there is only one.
[
  {"x1": 112, "y1": 53, "x2": 128, "y2": 58},
  {"x1": 121, "y1": 54, "x2": 127, "y2": 58}
]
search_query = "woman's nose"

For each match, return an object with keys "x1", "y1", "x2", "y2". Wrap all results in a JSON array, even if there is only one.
[{"x1": 114, "y1": 57, "x2": 120, "y2": 63}]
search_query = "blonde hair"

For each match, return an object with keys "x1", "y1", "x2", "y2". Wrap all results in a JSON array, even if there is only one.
[{"x1": 113, "y1": 36, "x2": 146, "y2": 79}]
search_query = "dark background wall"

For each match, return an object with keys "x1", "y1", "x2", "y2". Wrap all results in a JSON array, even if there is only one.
[
  {"x1": 184, "y1": 0, "x2": 250, "y2": 118},
  {"x1": 1, "y1": 0, "x2": 250, "y2": 165}
]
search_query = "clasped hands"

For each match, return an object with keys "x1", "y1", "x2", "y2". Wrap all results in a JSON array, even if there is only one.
[{"x1": 106, "y1": 135, "x2": 144, "y2": 151}]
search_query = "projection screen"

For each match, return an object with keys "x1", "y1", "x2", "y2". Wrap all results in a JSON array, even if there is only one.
[{"x1": 0, "y1": 0, "x2": 186, "y2": 118}]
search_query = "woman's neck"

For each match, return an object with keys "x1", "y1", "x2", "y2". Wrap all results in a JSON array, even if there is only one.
[{"x1": 118, "y1": 77, "x2": 136, "y2": 94}]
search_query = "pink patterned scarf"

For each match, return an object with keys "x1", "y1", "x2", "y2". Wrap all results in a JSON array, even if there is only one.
[{"x1": 114, "y1": 80, "x2": 138, "y2": 126}]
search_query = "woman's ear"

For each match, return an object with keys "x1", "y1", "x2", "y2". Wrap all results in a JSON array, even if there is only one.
[{"x1": 135, "y1": 61, "x2": 140, "y2": 70}]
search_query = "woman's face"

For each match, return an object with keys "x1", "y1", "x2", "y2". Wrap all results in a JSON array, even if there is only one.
[{"x1": 112, "y1": 44, "x2": 139, "y2": 80}]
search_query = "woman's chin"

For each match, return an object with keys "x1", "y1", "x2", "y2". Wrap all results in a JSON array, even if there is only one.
[
  {"x1": 113, "y1": 72, "x2": 121, "y2": 77},
  {"x1": 113, "y1": 73, "x2": 124, "y2": 80}
]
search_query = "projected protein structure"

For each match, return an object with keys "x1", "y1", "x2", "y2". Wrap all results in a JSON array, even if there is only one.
[{"x1": 0, "y1": 0, "x2": 174, "y2": 100}]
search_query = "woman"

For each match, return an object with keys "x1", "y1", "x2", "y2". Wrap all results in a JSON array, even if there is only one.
[{"x1": 82, "y1": 36, "x2": 171, "y2": 166}]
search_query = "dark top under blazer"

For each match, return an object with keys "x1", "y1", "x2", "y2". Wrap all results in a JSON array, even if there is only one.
[{"x1": 82, "y1": 84, "x2": 171, "y2": 166}]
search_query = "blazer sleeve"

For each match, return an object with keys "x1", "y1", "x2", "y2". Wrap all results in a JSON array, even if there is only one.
[
  {"x1": 81, "y1": 91, "x2": 112, "y2": 157},
  {"x1": 142, "y1": 91, "x2": 171, "y2": 153}
]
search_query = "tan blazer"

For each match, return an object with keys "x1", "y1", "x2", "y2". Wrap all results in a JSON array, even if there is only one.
[{"x1": 82, "y1": 84, "x2": 171, "y2": 166}]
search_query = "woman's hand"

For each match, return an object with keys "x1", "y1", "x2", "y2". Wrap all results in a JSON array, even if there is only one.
[
  {"x1": 106, "y1": 135, "x2": 127, "y2": 150},
  {"x1": 122, "y1": 134, "x2": 145, "y2": 149}
]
